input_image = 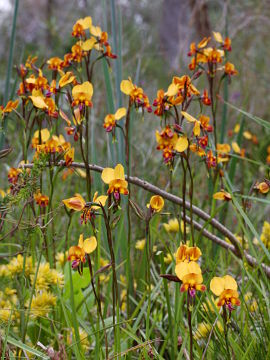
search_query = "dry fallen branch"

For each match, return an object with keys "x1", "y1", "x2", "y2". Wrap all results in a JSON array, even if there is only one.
[{"x1": 20, "y1": 161, "x2": 270, "y2": 278}]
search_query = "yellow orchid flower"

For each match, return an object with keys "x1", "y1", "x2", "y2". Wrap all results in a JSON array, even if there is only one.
[
  {"x1": 213, "y1": 190, "x2": 232, "y2": 201},
  {"x1": 210, "y1": 275, "x2": 241, "y2": 310},
  {"x1": 68, "y1": 234, "x2": 97, "y2": 272},
  {"x1": 148, "y1": 195, "x2": 164, "y2": 213},
  {"x1": 103, "y1": 107, "x2": 127, "y2": 132},
  {"x1": 63, "y1": 192, "x2": 107, "y2": 223},
  {"x1": 175, "y1": 245, "x2": 202, "y2": 264},
  {"x1": 101, "y1": 163, "x2": 128, "y2": 199},
  {"x1": 72, "y1": 81, "x2": 93, "y2": 107},
  {"x1": 175, "y1": 261, "x2": 206, "y2": 296}
]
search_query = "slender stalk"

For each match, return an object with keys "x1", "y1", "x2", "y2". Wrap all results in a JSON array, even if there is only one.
[
  {"x1": 100, "y1": 202, "x2": 119, "y2": 343},
  {"x1": 180, "y1": 156, "x2": 187, "y2": 243},
  {"x1": 222, "y1": 305, "x2": 231, "y2": 360},
  {"x1": 187, "y1": 293, "x2": 193, "y2": 360},
  {"x1": 185, "y1": 151, "x2": 195, "y2": 246},
  {"x1": 125, "y1": 100, "x2": 132, "y2": 318},
  {"x1": 86, "y1": 254, "x2": 108, "y2": 359},
  {"x1": 145, "y1": 219, "x2": 151, "y2": 341}
]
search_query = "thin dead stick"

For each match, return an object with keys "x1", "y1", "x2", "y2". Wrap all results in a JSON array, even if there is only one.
[
  {"x1": 201, "y1": 308, "x2": 223, "y2": 360},
  {"x1": 20, "y1": 161, "x2": 270, "y2": 278}
]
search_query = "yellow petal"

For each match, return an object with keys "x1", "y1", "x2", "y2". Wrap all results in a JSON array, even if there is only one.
[
  {"x1": 243, "y1": 131, "x2": 252, "y2": 140},
  {"x1": 59, "y1": 110, "x2": 71, "y2": 126},
  {"x1": 33, "y1": 128, "x2": 50, "y2": 142},
  {"x1": 213, "y1": 192, "x2": 226, "y2": 200},
  {"x1": 76, "y1": 169, "x2": 86, "y2": 178},
  {"x1": 213, "y1": 31, "x2": 223, "y2": 43},
  {"x1": 175, "y1": 262, "x2": 189, "y2": 280},
  {"x1": 90, "y1": 25, "x2": 102, "y2": 37},
  {"x1": 96, "y1": 195, "x2": 108, "y2": 207},
  {"x1": 174, "y1": 136, "x2": 188, "y2": 153},
  {"x1": 223, "y1": 275, "x2": 238, "y2": 291},
  {"x1": 81, "y1": 81, "x2": 93, "y2": 97},
  {"x1": 82, "y1": 37, "x2": 96, "y2": 51},
  {"x1": 234, "y1": 124, "x2": 240, "y2": 133},
  {"x1": 83, "y1": 236, "x2": 97, "y2": 254},
  {"x1": 165, "y1": 83, "x2": 178, "y2": 97},
  {"x1": 187, "y1": 261, "x2": 202, "y2": 275},
  {"x1": 198, "y1": 36, "x2": 211, "y2": 48},
  {"x1": 232, "y1": 141, "x2": 241, "y2": 154},
  {"x1": 59, "y1": 72, "x2": 75, "y2": 88},
  {"x1": 120, "y1": 79, "x2": 133, "y2": 95},
  {"x1": 181, "y1": 111, "x2": 197, "y2": 123},
  {"x1": 78, "y1": 234, "x2": 84, "y2": 248},
  {"x1": 114, "y1": 164, "x2": 125, "y2": 180},
  {"x1": 210, "y1": 276, "x2": 225, "y2": 296},
  {"x1": 78, "y1": 16, "x2": 92, "y2": 29},
  {"x1": 101, "y1": 167, "x2": 115, "y2": 184},
  {"x1": 193, "y1": 120, "x2": 201, "y2": 137},
  {"x1": 114, "y1": 107, "x2": 127, "y2": 120},
  {"x1": 29, "y1": 96, "x2": 48, "y2": 109}
]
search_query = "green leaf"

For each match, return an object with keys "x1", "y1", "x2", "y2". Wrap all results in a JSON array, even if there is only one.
[
  {"x1": 6, "y1": 336, "x2": 49, "y2": 359},
  {"x1": 224, "y1": 100, "x2": 270, "y2": 130}
]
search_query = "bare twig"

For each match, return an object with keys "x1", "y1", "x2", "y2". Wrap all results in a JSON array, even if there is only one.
[{"x1": 20, "y1": 161, "x2": 270, "y2": 278}]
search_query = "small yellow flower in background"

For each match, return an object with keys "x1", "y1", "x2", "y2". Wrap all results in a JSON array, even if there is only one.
[
  {"x1": 148, "y1": 195, "x2": 164, "y2": 213},
  {"x1": 244, "y1": 292, "x2": 258, "y2": 313},
  {"x1": 103, "y1": 107, "x2": 127, "y2": 132},
  {"x1": 67, "y1": 327, "x2": 90, "y2": 351},
  {"x1": 101, "y1": 163, "x2": 128, "y2": 199},
  {"x1": 163, "y1": 218, "x2": 179, "y2": 233},
  {"x1": 135, "y1": 238, "x2": 146, "y2": 251},
  {"x1": 260, "y1": 221, "x2": 270, "y2": 249},
  {"x1": 232, "y1": 141, "x2": 241, "y2": 154},
  {"x1": 213, "y1": 190, "x2": 232, "y2": 201},
  {"x1": 31, "y1": 262, "x2": 64, "y2": 290},
  {"x1": 29, "y1": 292, "x2": 56, "y2": 318},
  {"x1": 210, "y1": 275, "x2": 241, "y2": 310},
  {"x1": 56, "y1": 252, "x2": 68, "y2": 268},
  {"x1": 72, "y1": 81, "x2": 93, "y2": 107},
  {"x1": 201, "y1": 296, "x2": 219, "y2": 313},
  {"x1": 120, "y1": 274, "x2": 127, "y2": 285},
  {"x1": 34, "y1": 192, "x2": 49, "y2": 207},
  {"x1": 254, "y1": 181, "x2": 270, "y2": 194},
  {"x1": 175, "y1": 244, "x2": 202, "y2": 264},
  {"x1": 194, "y1": 322, "x2": 211, "y2": 341},
  {"x1": 7, "y1": 254, "x2": 33, "y2": 276},
  {"x1": 100, "y1": 257, "x2": 109, "y2": 268},
  {"x1": 68, "y1": 234, "x2": 97, "y2": 271},
  {"x1": 175, "y1": 261, "x2": 206, "y2": 296},
  {"x1": 225, "y1": 234, "x2": 248, "y2": 249},
  {"x1": 164, "y1": 253, "x2": 173, "y2": 264}
]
